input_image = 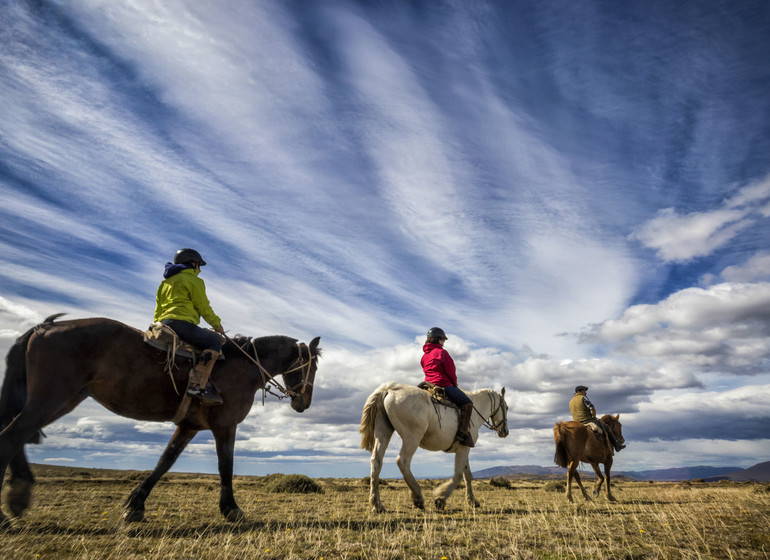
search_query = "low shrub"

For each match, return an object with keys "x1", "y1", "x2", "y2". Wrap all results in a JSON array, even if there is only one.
[
  {"x1": 489, "y1": 476, "x2": 512, "y2": 489},
  {"x1": 543, "y1": 481, "x2": 565, "y2": 492}
]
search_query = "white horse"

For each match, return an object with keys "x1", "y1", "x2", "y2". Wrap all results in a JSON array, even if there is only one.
[{"x1": 359, "y1": 382, "x2": 508, "y2": 513}]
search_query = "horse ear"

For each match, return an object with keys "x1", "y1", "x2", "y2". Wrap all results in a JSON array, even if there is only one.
[
  {"x1": 501, "y1": 387, "x2": 506, "y2": 397},
  {"x1": 309, "y1": 336, "x2": 321, "y2": 355},
  {"x1": 614, "y1": 414, "x2": 620, "y2": 420}
]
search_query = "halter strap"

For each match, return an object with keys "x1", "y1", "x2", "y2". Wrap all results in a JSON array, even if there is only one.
[
  {"x1": 226, "y1": 336, "x2": 315, "y2": 400},
  {"x1": 473, "y1": 391, "x2": 507, "y2": 431}
]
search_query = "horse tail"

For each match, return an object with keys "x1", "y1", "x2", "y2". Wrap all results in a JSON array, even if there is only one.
[
  {"x1": 0, "y1": 314, "x2": 64, "y2": 439},
  {"x1": 553, "y1": 422, "x2": 570, "y2": 468},
  {"x1": 359, "y1": 383, "x2": 394, "y2": 452}
]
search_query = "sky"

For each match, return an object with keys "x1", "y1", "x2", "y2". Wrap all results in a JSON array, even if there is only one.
[{"x1": 1, "y1": 0, "x2": 769, "y2": 480}]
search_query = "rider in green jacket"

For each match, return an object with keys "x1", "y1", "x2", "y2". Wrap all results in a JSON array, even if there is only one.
[{"x1": 154, "y1": 248, "x2": 225, "y2": 405}]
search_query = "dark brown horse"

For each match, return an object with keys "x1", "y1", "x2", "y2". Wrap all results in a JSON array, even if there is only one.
[
  {"x1": 0, "y1": 315, "x2": 321, "y2": 526},
  {"x1": 553, "y1": 415, "x2": 623, "y2": 503}
]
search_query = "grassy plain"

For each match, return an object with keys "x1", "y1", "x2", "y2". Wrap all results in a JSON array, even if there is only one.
[{"x1": 1, "y1": 465, "x2": 768, "y2": 559}]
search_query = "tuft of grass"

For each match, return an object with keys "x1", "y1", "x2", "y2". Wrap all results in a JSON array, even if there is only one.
[{"x1": 264, "y1": 473, "x2": 323, "y2": 494}]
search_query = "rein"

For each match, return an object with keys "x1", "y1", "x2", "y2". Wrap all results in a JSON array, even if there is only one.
[
  {"x1": 226, "y1": 336, "x2": 315, "y2": 402},
  {"x1": 473, "y1": 392, "x2": 507, "y2": 432}
]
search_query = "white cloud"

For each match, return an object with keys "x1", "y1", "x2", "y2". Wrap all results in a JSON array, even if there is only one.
[
  {"x1": 631, "y1": 175, "x2": 770, "y2": 262},
  {"x1": 719, "y1": 251, "x2": 770, "y2": 283}
]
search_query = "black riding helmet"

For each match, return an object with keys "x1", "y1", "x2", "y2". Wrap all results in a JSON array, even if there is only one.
[
  {"x1": 427, "y1": 327, "x2": 447, "y2": 340},
  {"x1": 174, "y1": 248, "x2": 206, "y2": 267}
]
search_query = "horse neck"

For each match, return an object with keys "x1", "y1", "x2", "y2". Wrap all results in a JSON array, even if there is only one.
[
  {"x1": 226, "y1": 335, "x2": 297, "y2": 382},
  {"x1": 470, "y1": 389, "x2": 495, "y2": 416}
]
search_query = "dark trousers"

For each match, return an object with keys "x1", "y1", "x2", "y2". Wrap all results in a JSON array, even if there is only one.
[
  {"x1": 161, "y1": 319, "x2": 223, "y2": 352},
  {"x1": 443, "y1": 385, "x2": 472, "y2": 407}
]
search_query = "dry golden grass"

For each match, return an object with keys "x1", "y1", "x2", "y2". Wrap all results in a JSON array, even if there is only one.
[{"x1": 1, "y1": 465, "x2": 768, "y2": 559}]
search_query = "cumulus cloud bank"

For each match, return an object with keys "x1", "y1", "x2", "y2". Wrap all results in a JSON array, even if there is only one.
[{"x1": 2, "y1": 1, "x2": 770, "y2": 475}]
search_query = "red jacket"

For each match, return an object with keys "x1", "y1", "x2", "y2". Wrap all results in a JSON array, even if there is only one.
[{"x1": 421, "y1": 343, "x2": 457, "y2": 387}]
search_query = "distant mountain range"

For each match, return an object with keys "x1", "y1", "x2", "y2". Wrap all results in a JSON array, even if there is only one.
[{"x1": 474, "y1": 460, "x2": 770, "y2": 482}]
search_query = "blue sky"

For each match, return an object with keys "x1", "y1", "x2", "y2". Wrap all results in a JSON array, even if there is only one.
[{"x1": 1, "y1": 0, "x2": 769, "y2": 479}]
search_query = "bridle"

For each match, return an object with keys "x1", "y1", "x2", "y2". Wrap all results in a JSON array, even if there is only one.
[
  {"x1": 474, "y1": 391, "x2": 508, "y2": 432},
  {"x1": 228, "y1": 336, "x2": 316, "y2": 401}
]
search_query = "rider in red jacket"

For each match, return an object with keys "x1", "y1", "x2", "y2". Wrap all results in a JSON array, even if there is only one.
[{"x1": 421, "y1": 327, "x2": 475, "y2": 447}]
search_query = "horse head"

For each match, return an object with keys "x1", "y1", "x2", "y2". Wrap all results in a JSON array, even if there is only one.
[
  {"x1": 282, "y1": 336, "x2": 322, "y2": 413},
  {"x1": 602, "y1": 413, "x2": 625, "y2": 446},
  {"x1": 489, "y1": 387, "x2": 509, "y2": 438}
]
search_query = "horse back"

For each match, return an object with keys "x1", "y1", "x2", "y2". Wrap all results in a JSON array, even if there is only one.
[
  {"x1": 383, "y1": 384, "x2": 458, "y2": 451},
  {"x1": 25, "y1": 317, "x2": 189, "y2": 421}
]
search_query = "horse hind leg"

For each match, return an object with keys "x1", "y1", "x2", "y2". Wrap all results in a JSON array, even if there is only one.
[
  {"x1": 368, "y1": 420, "x2": 394, "y2": 514},
  {"x1": 568, "y1": 461, "x2": 590, "y2": 503},
  {"x1": 7, "y1": 450, "x2": 35, "y2": 517},
  {"x1": 395, "y1": 437, "x2": 424, "y2": 510},
  {"x1": 124, "y1": 426, "x2": 197, "y2": 522}
]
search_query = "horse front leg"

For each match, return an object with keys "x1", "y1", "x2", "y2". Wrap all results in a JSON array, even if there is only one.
[
  {"x1": 124, "y1": 426, "x2": 197, "y2": 522},
  {"x1": 395, "y1": 437, "x2": 424, "y2": 510},
  {"x1": 461, "y1": 454, "x2": 480, "y2": 508},
  {"x1": 604, "y1": 462, "x2": 615, "y2": 502},
  {"x1": 213, "y1": 424, "x2": 243, "y2": 522},
  {"x1": 368, "y1": 422, "x2": 393, "y2": 513},
  {"x1": 434, "y1": 448, "x2": 471, "y2": 511},
  {"x1": 590, "y1": 463, "x2": 605, "y2": 498}
]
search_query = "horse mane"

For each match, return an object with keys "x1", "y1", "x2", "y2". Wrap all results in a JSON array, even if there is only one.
[
  {"x1": 225, "y1": 334, "x2": 295, "y2": 352},
  {"x1": 226, "y1": 334, "x2": 322, "y2": 358}
]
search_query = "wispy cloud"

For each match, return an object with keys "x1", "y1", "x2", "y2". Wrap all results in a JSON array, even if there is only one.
[{"x1": 4, "y1": 1, "x2": 770, "y2": 475}]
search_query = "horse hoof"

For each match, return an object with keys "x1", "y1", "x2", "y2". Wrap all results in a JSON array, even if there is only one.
[
  {"x1": 470, "y1": 499, "x2": 480, "y2": 508},
  {"x1": 225, "y1": 507, "x2": 245, "y2": 523},
  {"x1": 123, "y1": 509, "x2": 145, "y2": 523},
  {"x1": 413, "y1": 499, "x2": 424, "y2": 510},
  {"x1": 7, "y1": 479, "x2": 34, "y2": 517},
  {"x1": 372, "y1": 504, "x2": 386, "y2": 514},
  {"x1": 434, "y1": 498, "x2": 446, "y2": 511}
]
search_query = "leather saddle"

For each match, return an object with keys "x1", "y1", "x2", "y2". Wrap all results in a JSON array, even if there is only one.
[
  {"x1": 417, "y1": 381, "x2": 459, "y2": 409},
  {"x1": 143, "y1": 322, "x2": 224, "y2": 361}
]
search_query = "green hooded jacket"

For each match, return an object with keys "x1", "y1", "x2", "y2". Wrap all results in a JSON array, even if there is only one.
[{"x1": 154, "y1": 267, "x2": 221, "y2": 329}]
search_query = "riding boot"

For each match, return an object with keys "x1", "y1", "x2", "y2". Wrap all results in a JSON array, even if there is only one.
[
  {"x1": 186, "y1": 350, "x2": 223, "y2": 406},
  {"x1": 455, "y1": 403, "x2": 475, "y2": 447}
]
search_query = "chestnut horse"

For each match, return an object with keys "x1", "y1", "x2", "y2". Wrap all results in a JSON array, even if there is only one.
[
  {"x1": 0, "y1": 315, "x2": 321, "y2": 526},
  {"x1": 360, "y1": 382, "x2": 508, "y2": 513},
  {"x1": 553, "y1": 415, "x2": 623, "y2": 503}
]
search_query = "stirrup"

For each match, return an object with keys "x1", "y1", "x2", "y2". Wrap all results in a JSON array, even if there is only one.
[
  {"x1": 199, "y1": 381, "x2": 223, "y2": 406},
  {"x1": 455, "y1": 432, "x2": 475, "y2": 448}
]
